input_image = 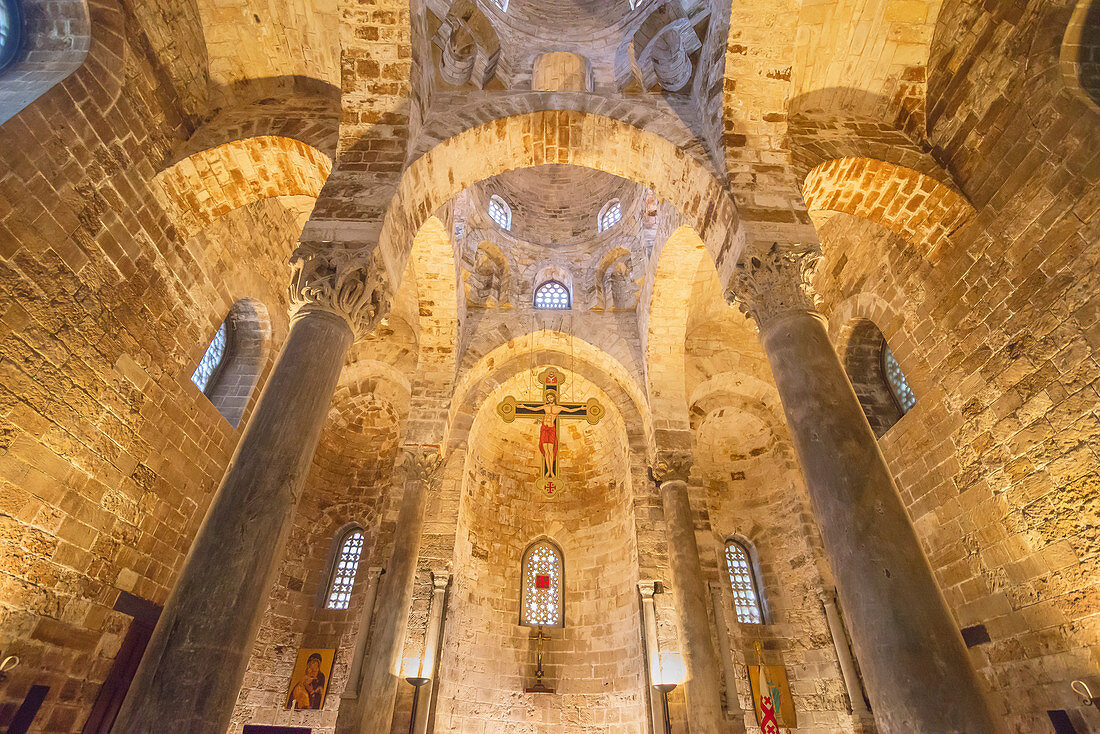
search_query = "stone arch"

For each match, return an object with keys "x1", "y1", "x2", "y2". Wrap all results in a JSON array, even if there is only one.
[
  {"x1": 646, "y1": 225, "x2": 708, "y2": 429},
  {"x1": 687, "y1": 372, "x2": 786, "y2": 439},
  {"x1": 154, "y1": 136, "x2": 332, "y2": 241},
  {"x1": 1061, "y1": 0, "x2": 1100, "y2": 111},
  {"x1": 377, "y1": 110, "x2": 743, "y2": 302},
  {"x1": 201, "y1": 297, "x2": 272, "y2": 428},
  {"x1": 0, "y1": 0, "x2": 92, "y2": 125},
  {"x1": 801, "y1": 157, "x2": 976, "y2": 262},
  {"x1": 446, "y1": 330, "x2": 651, "y2": 454},
  {"x1": 405, "y1": 216, "x2": 460, "y2": 445}
]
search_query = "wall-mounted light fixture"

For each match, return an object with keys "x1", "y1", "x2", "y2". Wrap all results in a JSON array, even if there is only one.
[
  {"x1": 403, "y1": 657, "x2": 430, "y2": 734},
  {"x1": 1071, "y1": 680, "x2": 1099, "y2": 711}
]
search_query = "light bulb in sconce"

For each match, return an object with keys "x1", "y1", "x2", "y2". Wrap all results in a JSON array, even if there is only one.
[
  {"x1": 657, "y1": 652, "x2": 685, "y2": 687},
  {"x1": 402, "y1": 656, "x2": 422, "y2": 678}
]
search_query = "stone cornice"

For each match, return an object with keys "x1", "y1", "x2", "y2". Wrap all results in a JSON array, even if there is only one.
[
  {"x1": 289, "y1": 242, "x2": 391, "y2": 337},
  {"x1": 724, "y1": 242, "x2": 823, "y2": 331}
]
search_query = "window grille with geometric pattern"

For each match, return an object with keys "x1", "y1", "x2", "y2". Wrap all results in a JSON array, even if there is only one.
[
  {"x1": 725, "y1": 539, "x2": 763, "y2": 624},
  {"x1": 191, "y1": 320, "x2": 228, "y2": 394},
  {"x1": 881, "y1": 344, "x2": 916, "y2": 413},
  {"x1": 325, "y1": 528, "x2": 365, "y2": 610},
  {"x1": 533, "y1": 280, "x2": 570, "y2": 310},
  {"x1": 488, "y1": 195, "x2": 512, "y2": 230},
  {"x1": 520, "y1": 539, "x2": 563, "y2": 627},
  {"x1": 598, "y1": 199, "x2": 622, "y2": 232},
  {"x1": 0, "y1": 0, "x2": 21, "y2": 73}
]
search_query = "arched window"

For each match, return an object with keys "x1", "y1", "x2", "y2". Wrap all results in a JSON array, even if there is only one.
[
  {"x1": 598, "y1": 199, "x2": 622, "y2": 232},
  {"x1": 843, "y1": 319, "x2": 914, "y2": 437},
  {"x1": 533, "y1": 280, "x2": 570, "y2": 310},
  {"x1": 520, "y1": 539, "x2": 564, "y2": 627},
  {"x1": 325, "y1": 527, "x2": 366, "y2": 610},
  {"x1": 488, "y1": 195, "x2": 512, "y2": 230},
  {"x1": 190, "y1": 299, "x2": 271, "y2": 427},
  {"x1": 0, "y1": 0, "x2": 23, "y2": 73},
  {"x1": 191, "y1": 321, "x2": 228, "y2": 393},
  {"x1": 725, "y1": 539, "x2": 764, "y2": 624},
  {"x1": 0, "y1": 0, "x2": 90, "y2": 125},
  {"x1": 882, "y1": 344, "x2": 916, "y2": 413}
]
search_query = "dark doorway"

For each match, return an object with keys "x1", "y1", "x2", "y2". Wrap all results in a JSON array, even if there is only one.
[{"x1": 80, "y1": 592, "x2": 161, "y2": 734}]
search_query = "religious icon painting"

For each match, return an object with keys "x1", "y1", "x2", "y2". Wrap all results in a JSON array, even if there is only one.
[
  {"x1": 748, "y1": 664, "x2": 796, "y2": 729},
  {"x1": 285, "y1": 648, "x2": 336, "y2": 710}
]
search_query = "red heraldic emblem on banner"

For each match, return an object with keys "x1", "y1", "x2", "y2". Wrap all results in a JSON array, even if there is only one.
[
  {"x1": 757, "y1": 666, "x2": 780, "y2": 734},
  {"x1": 535, "y1": 574, "x2": 551, "y2": 590}
]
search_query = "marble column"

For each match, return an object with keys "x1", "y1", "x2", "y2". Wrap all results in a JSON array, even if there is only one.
[
  {"x1": 709, "y1": 580, "x2": 744, "y2": 720},
  {"x1": 652, "y1": 454, "x2": 725, "y2": 734},
  {"x1": 726, "y1": 244, "x2": 998, "y2": 732},
  {"x1": 414, "y1": 570, "x2": 450, "y2": 734},
  {"x1": 341, "y1": 566, "x2": 383, "y2": 701},
  {"x1": 639, "y1": 581, "x2": 667, "y2": 734},
  {"x1": 114, "y1": 244, "x2": 390, "y2": 734},
  {"x1": 335, "y1": 446, "x2": 443, "y2": 734},
  {"x1": 821, "y1": 588, "x2": 869, "y2": 716}
]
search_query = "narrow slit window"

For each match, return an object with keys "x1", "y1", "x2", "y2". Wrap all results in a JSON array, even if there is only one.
[
  {"x1": 488, "y1": 195, "x2": 512, "y2": 230},
  {"x1": 882, "y1": 344, "x2": 916, "y2": 413},
  {"x1": 326, "y1": 528, "x2": 365, "y2": 610},
  {"x1": 0, "y1": 0, "x2": 22, "y2": 73},
  {"x1": 725, "y1": 540, "x2": 764, "y2": 624},
  {"x1": 191, "y1": 321, "x2": 228, "y2": 393},
  {"x1": 598, "y1": 200, "x2": 622, "y2": 232},
  {"x1": 520, "y1": 540, "x2": 563, "y2": 627},
  {"x1": 534, "y1": 280, "x2": 570, "y2": 310}
]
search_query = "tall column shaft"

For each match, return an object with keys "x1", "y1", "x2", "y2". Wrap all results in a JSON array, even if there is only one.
[
  {"x1": 655, "y1": 463, "x2": 725, "y2": 734},
  {"x1": 414, "y1": 571, "x2": 450, "y2": 734},
  {"x1": 639, "y1": 581, "x2": 667, "y2": 734},
  {"x1": 114, "y1": 310, "x2": 354, "y2": 733},
  {"x1": 336, "y1": 447, "x2": 442, "y2": 734},
  {"x1": 728, "y1": 244, "x2": 997, "y2": 732}
]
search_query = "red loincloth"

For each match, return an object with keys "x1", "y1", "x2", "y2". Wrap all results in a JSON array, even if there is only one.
[{"x1": 539, "y1": 423, "x2": 556, "y2": 455}]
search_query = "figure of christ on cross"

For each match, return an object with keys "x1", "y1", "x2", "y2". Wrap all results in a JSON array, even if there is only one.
[{"x1": 497, "y1": 367, "x2": 605, "y2": 496}]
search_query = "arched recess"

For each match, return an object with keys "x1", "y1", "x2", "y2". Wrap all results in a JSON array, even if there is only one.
[
  {"x1": 1061, "y1": 0, "x2": 1100, "y2": 111},
  {"x1": 0, "y1": 0, "x2": 91, "y2": 125},
  {"x1": 200, "y1": 297, "x2": 272, "y2": 428},
  {"x1": 801, "y1": 157, "x2": 975, "y2": 262},
  {"x1": 374, "y1": 111, "x2": 745, "y2": 303},
  {"x1": 646, "y1": 225, "x2": 708, "y2": 431},
  {"x1": 435, "y1": 365, "x2": 647, "y2": 730},
  {"x1": 154, "y1": 136, "x2": 332, "y2": 242},
  {"x1": 446, "y1": 331, "x2": 651, "y2": 455}
]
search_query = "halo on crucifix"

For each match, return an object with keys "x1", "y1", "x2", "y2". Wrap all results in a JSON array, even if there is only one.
[{"x1": 497, "y1": 367, "x2": 605, "y2": 497}]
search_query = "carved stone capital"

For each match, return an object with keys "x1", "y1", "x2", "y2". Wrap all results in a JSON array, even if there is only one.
[
  {"x1": 431, "y1": 570, "x2": 452, "y2": 592},
  {"x1": 403, "y1": 445, "x2": 444, "y2": 488},
  {"x1": 649, "y1": 450, "x2": 693, "y2": 484},
  {"x1": 289, "y1": 242, "x2": 391, "y2": 337},
  {"x1": 724, "y1": 243, "x2": 823, "y2": 331},
  {"x1": 638, "y1": 580, "x2": 660, "y2": 599}
]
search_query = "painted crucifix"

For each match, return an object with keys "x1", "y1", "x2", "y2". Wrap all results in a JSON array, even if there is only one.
[{"x1": 497, "y1": 367, "x2": 605, "y2": 496}]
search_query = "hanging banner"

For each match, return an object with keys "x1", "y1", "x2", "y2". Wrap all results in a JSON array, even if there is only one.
[{"x1": 748, "y1": 664, "x2": 796, "y2": 729}]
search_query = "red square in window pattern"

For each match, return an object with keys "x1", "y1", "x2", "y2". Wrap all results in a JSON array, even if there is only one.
[{"x1": 535, "y1": 574, "x2": 551, "y2": 590}]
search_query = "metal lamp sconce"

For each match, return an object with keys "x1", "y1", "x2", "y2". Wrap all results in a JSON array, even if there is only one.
[
  {"x1": 1071, "y1": 680, "x2": 1099, "y2": 711},
  {"x1": 0, "y1": 654, "x2": 19, "y2": 682}
]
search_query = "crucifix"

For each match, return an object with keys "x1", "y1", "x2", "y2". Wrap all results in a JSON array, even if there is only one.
[{"x1": 496, "y1": 367, "x2": 605, "y2": 496}]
